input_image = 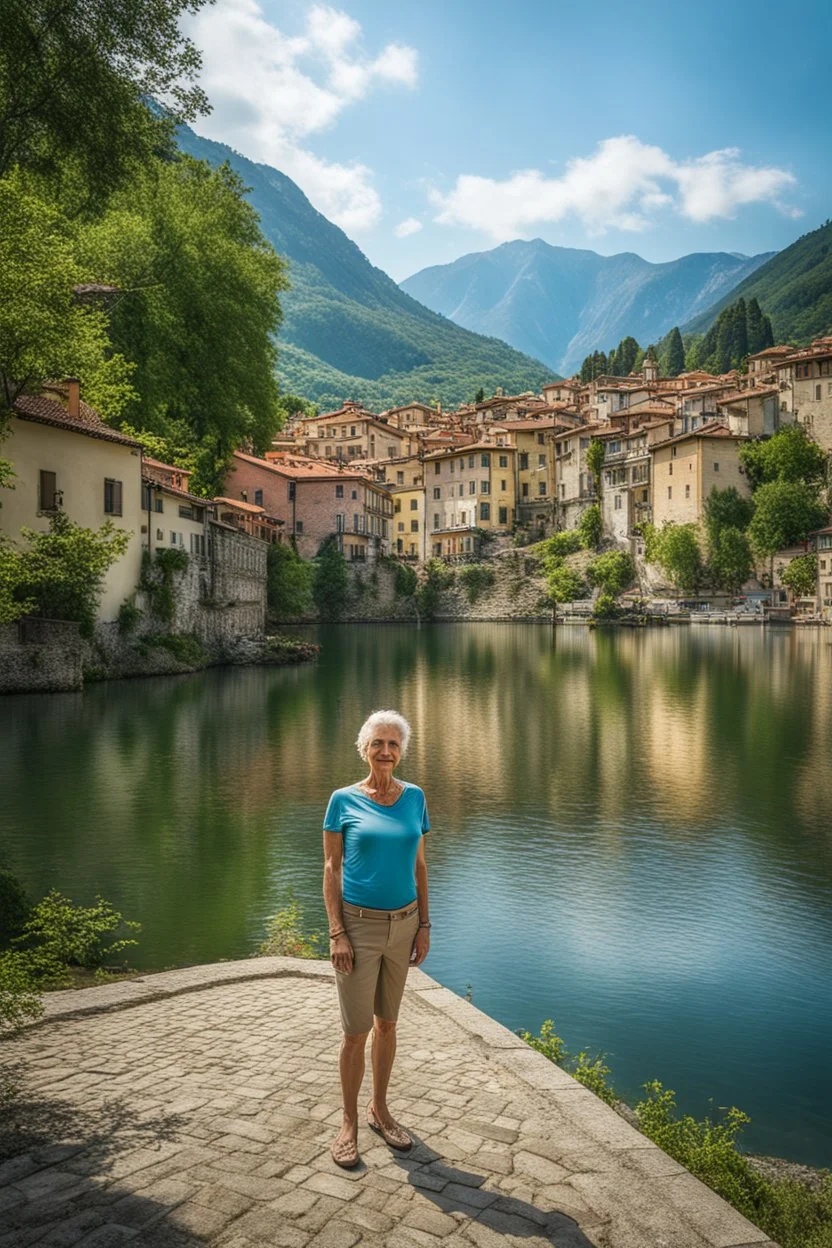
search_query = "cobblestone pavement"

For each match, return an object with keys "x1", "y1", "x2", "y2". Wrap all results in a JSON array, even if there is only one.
[{"x1": 0, "y1": 960, "x2": 779, "y2": 1248}]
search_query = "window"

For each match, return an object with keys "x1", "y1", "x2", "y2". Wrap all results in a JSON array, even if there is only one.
[
  {"x1": 394, "y1": 501, "x2": 401, "y2": 513},
  {"x1": 614, "y1": 495, "x2": 622, "y2": 510},
  {"x1": 104, "y1": 478, "x2": 123, "y2": 516},
  {"x1": 433, "y1": 514, "x2": 440, "y2": 529},
  {"x1": 398, "y1": 521, "x2": 405, "y2": 532},
  {"x1": 458, "y1": 483, "x2": 464, "y2": 497},
  {"x1": 538, "y1": 481, "x2": 546, "y2": 495},
  {"x1": 685, "y1": 484, "x2": 690, "y2": 499},
  {"x1": 178, "y1": 505, "x2": 195, "y2": 520},
  {"x1": 480, "y1": 502, "x2": 490, "y2": 521},
  {"x1": 498, "y1": 506, "x2": 508, "y2": 525},
  {"x1": 538, "y1": 454, "x2": 546, "y2": 467},
  {"x1": 336, "y1": 484, "x2": 344, "y2": 498},
  {"x1": 480, "y1": 481, "x2": 490, "y2": 494},
  {"x1": 480, "y1": 453, "x2": 490, "y2": 467},
  {"x1": 433, "y1": 487, "x2": 441, "y2": 499},
  {"x1": 295, "y1": 520, "x2": 303, "y2": 534},
  {"x1": 410, "y1": 520, "x2": 419, "y2": 533},
  {"x1": 190, "y1": 533, "x2": 206, "y2": 556},
  {"x1": 352, "y1": 489, "x2": 357, "y2": 500},
  {"x1": 537, "y1": 432, "x2": 545, "y2": 445},
  {"x1": 254, "y1": 489, "x2": 263, "y2": 506},
  {"x1": 435, "y1": 462, "x2": 440, "y2": 474},
  {"x1": 450, "y1": 459, "x2": 455, "y2": 473},
  {"x1": 501, "y1": 480, "x2": 507, "y2": 491},
  {"x1": 39, "y1": 469, "x2": 57, "y2": 512},
  {"x1": 499, "y1": 455, "x2": 508, "y2": 468},
  {"x1": 351, "y1": 425, "x2": 356, "y2": 436},
  {"x1": 155, "y1": 497, "x2": 164, "y2": 513},
  {"x1": 522, "y1": 482, "x2": 529, "y2": 498},
  {"x1": 667, "y1": 486, "x2": 672, "y2": 499},
  {"x1": 336, "y1": 513, "x2": 344, "y2": 532},
  {"x1": 387, "y1": 446, "x2": 395, "y2": 458},
  {"x1": 671, "y1": 446, "x2": 677, "y2": 458},
  {"x1": 816, "y1": 385, "x2": 822, "y2": 401},
  {"x1": 409, "y1": 498, "x2": 417, "y2": 511},
  {"x1": 519, "y1": 452, "x2": 529, "y2": 470},
  {"x1": 669, "y1": 463, "x2": 673, "y2": 476},
  {"x1": 460, "y1": 511, "x2": 466, "y2": 525},
  {"x1": 468, "y1": 454, "x2": 475, "y2": 468},
  {"x1": 559, "y1": 484, "x2": 565, "y2": 499},
  {"x1": 580, "y1": 438, "x2": 590, "y2": 450},
  {"x1": 469, "y1": 480, "x2": 476, "y2": 494},
  {"x1": 397, "y1": 471, "x2": 404, "y2": 484}
]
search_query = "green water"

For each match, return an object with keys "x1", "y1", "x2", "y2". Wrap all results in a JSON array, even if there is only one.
[{"x1": 2, "y1": 624, "x2": 831, "y2": 1167}]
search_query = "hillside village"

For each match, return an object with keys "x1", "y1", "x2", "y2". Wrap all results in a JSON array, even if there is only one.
[{"x1": 3, "y1": 333, "x2": 832, "y2": 665}]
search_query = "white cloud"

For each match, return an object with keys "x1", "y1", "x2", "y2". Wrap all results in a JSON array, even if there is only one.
[
  {"x1": 431, "y1": 136, "x2": 799, "y2": 240},
  {"x1": 394, "y1": 216, "x2": 423, "y2": 238},
  {"x1": 182, "y1": 0, "x2": 419, "y2": 232}
]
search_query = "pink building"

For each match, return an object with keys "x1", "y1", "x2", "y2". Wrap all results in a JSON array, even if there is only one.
[{"x1": 226, "y1": 452, "x2": 393, "y2": 561}]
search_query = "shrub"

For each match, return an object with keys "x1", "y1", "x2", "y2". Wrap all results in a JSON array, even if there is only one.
[
  {"x1": 416, "y1": 558, "x2": 456, "y2": 620},
  {"x1": 0, "y1": 951, "x2": 43, "y2": 1036},
  {"x1": 313, "y1": 536, "x2": 349, "y2": 620},
  {"x1": 267, "y1": 543, "x2": 312, "y2": 620},
  {"x1": 546, "y1": 563, "x2": 585, "y2": 606},
  {"x1": 780, "y1": 553, "x2": 818, "y2": 600},
  {"x1": 139, "y1": 546, "x2": 189, "y2": 624},
  {"x1": 257, "y1": 899, "x2": 323, "y2": 959},
  {"x1": 117, "y1": 595, "x2": 143, "y2": 635},
  {"x1": 457, "y1": 563, "x2": 495, "y2": 603},
  {"x1": 147, "y1": 632, "x2": 208, "y2": 667},
  {"x1": 592, "y1": 592, "x2": 619, "y2": 619},
  {"x1": 587, "y1": 550, "x2": 636, "y2": 596},
  {"x1": 578, "y1": 504, "x2": 603, "y2": 550},
  {"x1": 393, "y1": 561, "x2": 418, "y2": 598},
  {"x1": 13, "y1": 890, "x2": 141, "y2": 987}
]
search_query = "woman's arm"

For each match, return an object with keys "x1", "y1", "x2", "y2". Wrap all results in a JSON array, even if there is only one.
[
  {"x1": 323, "y1": 831, "x2": 353, "y2": 973},
  {"x1": 411, "y1": 836, "x2": 430, "y2": 966}
]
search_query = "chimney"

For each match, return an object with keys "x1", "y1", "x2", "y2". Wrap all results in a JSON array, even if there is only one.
[{"x1": 66, "y1": 378, "x2": 80, "y2": 419}]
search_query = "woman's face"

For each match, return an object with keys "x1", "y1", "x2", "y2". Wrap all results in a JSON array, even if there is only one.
[{"x1": 366, "y1": 726, "x2": 402, "y2": 773}]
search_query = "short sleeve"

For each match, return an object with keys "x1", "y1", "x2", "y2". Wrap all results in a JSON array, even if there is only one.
[
  {"x1": 323, "y1": 790, "x2": 343, "y2": 833},
  {"x1": 421, "y1": 792, "x2": 430, "y2": 835}
]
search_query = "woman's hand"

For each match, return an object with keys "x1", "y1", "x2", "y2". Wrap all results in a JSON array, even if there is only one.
[
  {"x1": 330, "y1": 934, "x2": 354, "y2": 974},
  {"x1": 410, "y1": 927, "x2": 430, "y2": 967}
]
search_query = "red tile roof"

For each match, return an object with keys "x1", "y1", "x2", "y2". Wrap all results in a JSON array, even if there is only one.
[
  {"x1": 13, "y1": 392, "x2": 141, "y2": 448},
  {"x1": 717, "y1": 386, "x2": 779, "y2": 405},
  {"x1": 652, "y1": 421, "x2": 746, "y2": 450}
]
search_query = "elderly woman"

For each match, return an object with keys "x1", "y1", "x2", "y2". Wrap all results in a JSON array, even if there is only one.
[{"x1": 322, "y1": 709, "x2": 431, "y2": 1169}]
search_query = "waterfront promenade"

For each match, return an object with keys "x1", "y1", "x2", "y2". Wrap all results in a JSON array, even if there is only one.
[{"x1": 0, "y1": 959, "x2": 779, "y2": 1248}]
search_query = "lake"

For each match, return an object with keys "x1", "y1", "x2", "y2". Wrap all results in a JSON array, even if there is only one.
[{"x1": 2, "y1": 623, "x2": 831, "y2": 1168}]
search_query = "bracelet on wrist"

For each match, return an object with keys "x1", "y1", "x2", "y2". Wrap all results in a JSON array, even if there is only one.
[{"x1": 419, "y1": 921, "x2": 431, "y2": 929}]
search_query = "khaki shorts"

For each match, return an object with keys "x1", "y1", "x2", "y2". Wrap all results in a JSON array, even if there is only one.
[{"x1": 335, "y1": 901, "x2": 420, "y2": 1035}]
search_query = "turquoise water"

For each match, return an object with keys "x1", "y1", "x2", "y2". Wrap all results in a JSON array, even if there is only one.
[{"x1": 2, "y1": 623, "x2": 831, "y2": 1167}]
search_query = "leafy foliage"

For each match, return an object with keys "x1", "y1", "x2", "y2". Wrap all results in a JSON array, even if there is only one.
[
  {"x1": 780, "y1": 553, "x2": 818, "y2": 599},
  {"x1": 13, "y1": 890, "x2": 140, "y2": 987},
  {"x1": 739, "y1": 424, "x2": 829, "y2": 491},
  {"x1": 392, "y1": 561, "x2": 418, "y2": 598},
  {"x1": 578, "y1": 505, "x2": 602, "y2": 550},
  {"x1": 0, "y1": 951, "x2": 43, "y2": 1036},
  {"x1": 545, "y1": 563, "x2": 586, "y2": 606},
  {"x1": 267, "y1": 543, "x2": 313, "y2": 620},
  {"x1": 139, "y1": 546, "x2": 188, "y2": 624},
  {"x1": 531, "y1": 529, "x2": 582, "y2": 562},
  {"x1": 257, "y1": 898, "x2": 323, "y2": 959},
  {"x1": 644, "y1": 521, "x2": 704, "y2": 592},
  {"x1": 664, "y1": 327, "x2": 686, "y2": 377},
  {"x1": 0, "y1": 0, "x2": 208, "y2": 199},
  {"x1": 416, "y1": 558, "x2": 455, "y2": 620},
  {"x1": 3, "y1": 509, "x2": 131, "y2": 636},
  {"x1": 312, "y1": 536, "x2": 349, "y2": 620},
  {"x1": 0, "y1": 869, "x2": 31, "y2": 950},
  {"x1": 709, "y1": 527, "x2": 754, "y2": 592},
  {"x1": 748, "y1": 481, "x2": 827, "y2": 557},
  {"x1": 585, "y1": 439, "x2": 606, "y2": 490},
  {"x1": 146, "y1": 632, "x2": 207, "y2": 667},
  {"x1": 587, "y1": 551, "x2": 635, "y2": 597}
]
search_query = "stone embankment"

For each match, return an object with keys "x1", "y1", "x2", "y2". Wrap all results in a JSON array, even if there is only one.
[{"x1": 0, "y1": 958, "x2": 781, "y2": 1248}]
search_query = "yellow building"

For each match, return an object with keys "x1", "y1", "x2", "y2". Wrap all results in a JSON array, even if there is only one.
[
  {"x1": 3, "y1": 383, "x2": 143, "y2": 621},
  {"x1": 486, "y1": 418, "x2": 563, "y2": 538},
  {"x1": 391, "y1": 484, "x2": 426, "y2": 560},
  {"x1": 424, "y1": 442, "x2": 516, "y2": 557},
  {"x1": 650, "y1": 422, "x2": 750, "y2": 529}
]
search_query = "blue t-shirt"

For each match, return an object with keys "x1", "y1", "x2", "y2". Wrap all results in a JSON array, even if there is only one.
[{"x1": 323, "y1": 781, "x2": 430, "y2": 910}]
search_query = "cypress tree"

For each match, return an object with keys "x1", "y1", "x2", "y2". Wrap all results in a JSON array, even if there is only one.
[
  {"x1": 715, "y1": 308, "x2": 734, "y2": 374},
  {"x1": 761, "y1": 312, "x2": 775, "y2": 350},
  {"x1": 747, "y1": 298, "x2": 765, "y2": 355},
  {"x1": 665, "y1": 327, "x2": 685, "y2": 377},
  {"x1": 733, "y1": 297, "x2": 748, "y2": 365}
]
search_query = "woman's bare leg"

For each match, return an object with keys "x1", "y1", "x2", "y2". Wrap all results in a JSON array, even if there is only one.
[
  {"x1": 369, "y1": 1016, "x2": 397, "y2": 1124},
  {"x1": 335, "y1": 1030, "x2": 369, "y2": 1148}
]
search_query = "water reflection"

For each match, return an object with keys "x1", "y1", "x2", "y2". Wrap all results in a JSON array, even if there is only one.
[{"x1": 1, "y1": 625, "x2": 831, "y2": 1165}]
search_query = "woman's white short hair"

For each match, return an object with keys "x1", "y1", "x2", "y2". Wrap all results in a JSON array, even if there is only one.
[{"x1": 355, "y1": 710, "x2": 411, "y2": 762}]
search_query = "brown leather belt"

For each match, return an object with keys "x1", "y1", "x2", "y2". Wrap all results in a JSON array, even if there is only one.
[{"x1": 342, "y1": 900, "x2": 418, "y2": 920}]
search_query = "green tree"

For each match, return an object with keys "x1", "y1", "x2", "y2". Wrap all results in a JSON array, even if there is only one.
[
  {"x1": 84, "y1": 155, "x2": 290, "y2": 493},
  {"x1": 665, "y1": 327, "x2": 685, "y2": 378},
  {"x1": 613, "y1": 336, "x2": 640, "y2": 377},
  {"x1": 578, "y1": 504, "x2": 602, "y2": 550},
  {"x1": 703, "y1": 486, "x2": 754, "y2": 544},
  {"x1": 739, "y1": 424, "x2": 828, "y2": 491},
  {"x1": 546, "y1": 563, "x2": 585, "y2": 607},
  {"x1": 0, "y1": 170, "x2": 135, "y2": 414},
  {"x1": 312, "y1": 536, "x2": 349, "y2": 620},
  {"x1": 587, "y1": 550, "x2": 635, "y2": 597},
  {"x1": 645, "y1": 522, "x2": 703, "y2": 592},
  {"x1": 4, "y1": 509, "x2": 131, "y2": 635},
  {"x1": 267, "y1": 543, "x2": 312, "y2": 621},
  {"x1": 474, "y1": 387, "x2": 485, "y2": 403},
  {"x1": 709, "y1": 527, "x2": 754, "y2": 592},
  {"x1": 586, "y1": 439, "x2": 607, "y2": 495},
  {"x1": 0, "y1": 0, "x2": 209, "y2": 200},
  {"x1": 748, "y1": 480, "x2": 827, "y2": 557},
  {"x1": 779, "y1": 553, "x2": 817, "y2": 599},
  {"x1": 746, "y1": 298, "x2": 771, "y2": 355}
]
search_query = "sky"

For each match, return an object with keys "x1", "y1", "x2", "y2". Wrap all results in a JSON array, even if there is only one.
[{"x1": 182, "y1": 0, "x2": 832, "y2": 281}]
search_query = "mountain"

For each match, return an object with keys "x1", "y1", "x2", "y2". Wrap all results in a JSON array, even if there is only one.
[
  {"x1": 173, "y1": 125, "x2": 555, "y2": 408},
  {"x1": 400, "y1": 239, "x2": 774, "y2": 375},
  {"x1": 683, "y1": 219, "x2": 832, "y2": 343}
]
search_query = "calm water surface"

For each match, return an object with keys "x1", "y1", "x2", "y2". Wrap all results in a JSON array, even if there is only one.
[{"x1": 2, "y1": 624, "x2": 831, "y2": 1167}]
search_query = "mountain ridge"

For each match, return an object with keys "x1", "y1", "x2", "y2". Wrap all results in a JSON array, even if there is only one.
[
  {"x1": 401, "y1": 239, "x2": 775, "y2": 375},
  {"x1": 174, "y1": 125, "x2": 556, "y2": 407}
]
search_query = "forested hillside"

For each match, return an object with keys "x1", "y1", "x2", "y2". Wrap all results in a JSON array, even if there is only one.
[{"x1": 175, "y1": 126, "x2": 555, "y2": 408}]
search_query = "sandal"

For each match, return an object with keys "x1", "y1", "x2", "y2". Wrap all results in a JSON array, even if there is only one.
[
  {"x1": 367, "y1": 1103, "x2": 412, "y2": 1151},
  {"x1": 330, "y1": 1132, "x2": 360, "y2": 1169}
]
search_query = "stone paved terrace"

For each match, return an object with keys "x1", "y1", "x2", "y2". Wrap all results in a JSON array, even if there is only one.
[{"x1": 0, "y1": 959, "x2": 781, "y2": 1248}]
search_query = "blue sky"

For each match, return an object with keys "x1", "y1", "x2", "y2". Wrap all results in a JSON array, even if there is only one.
[{"x1": 184, "y1": 0, "x2": 831, "y2": 280}]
